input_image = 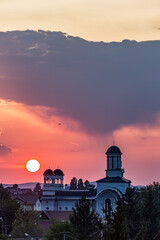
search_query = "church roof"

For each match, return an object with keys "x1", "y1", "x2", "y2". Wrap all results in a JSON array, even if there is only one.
[
  {"x1": 43, "y1": 169, "x2": 54, "y2": 175},
  {"x1": 96, "y1": 176, "x2": 131, "y2": 183},
  {"x1": 12, "y1": 194, "x2": 39, "y2": 205},
  {"x1": 55, "y1": 189, "x2": 97, "y2": 197},
  {"x1": 106, "y1": 145, "x2": 122, "y2": 155},
  {"x1": 53, "y1": 169, "x2": 64, "y2": 176}
]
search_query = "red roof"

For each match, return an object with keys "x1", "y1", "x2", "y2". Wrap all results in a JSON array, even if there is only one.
[{"x1": 38, "y1": 210, "x2": 73, "y2": 233}]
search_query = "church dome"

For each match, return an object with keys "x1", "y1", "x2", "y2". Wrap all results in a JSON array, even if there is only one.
[
  {"x1": 106, "y1": 145, "x2": 122, "y2": 155},
  {"x1": 43, "y1": 169, "x2": 54, "y2": 175},
  {"x1": 53, "y1": 169, "x2": 64, "y2": 176}
]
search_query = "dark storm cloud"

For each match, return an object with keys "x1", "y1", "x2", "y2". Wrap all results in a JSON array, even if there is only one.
[
  {"x1": 0, "y1": 30, "x2": 160, "y2": 134},
  {"x1": 0, "y1": 144, "x2": 12, "y2": 156}
]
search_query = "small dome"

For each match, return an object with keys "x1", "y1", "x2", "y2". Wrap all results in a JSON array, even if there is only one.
[
  {"x1": 43, "y1": 169, "x2": 54, "y2": 175},
  {"x1": 53, "y1": 169, "x2": 64, "y2": 176},
  {"x1": 106, "y1": 145, "x2": 122, "y2": 155}
]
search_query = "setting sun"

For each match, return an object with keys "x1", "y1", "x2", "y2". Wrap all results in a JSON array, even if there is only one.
[{"x1": 26, "y1": 159, "x2": 40, "y2": 172}]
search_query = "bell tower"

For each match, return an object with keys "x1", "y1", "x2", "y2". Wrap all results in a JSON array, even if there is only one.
[{"x1": 105, "y1": 145, "x2": 124, "y2": 177}]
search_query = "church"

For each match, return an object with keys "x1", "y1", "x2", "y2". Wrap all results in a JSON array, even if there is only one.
[{"x1": 41, "y1": 145, "x2": 131, "y2": 219}]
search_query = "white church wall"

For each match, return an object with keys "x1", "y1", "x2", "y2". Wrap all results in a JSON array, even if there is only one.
[{"x1": 97, "y1": 182, "x2": 130, "y2": 196}]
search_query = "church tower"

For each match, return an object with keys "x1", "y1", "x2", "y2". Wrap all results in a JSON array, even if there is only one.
[
  {"x1": 42, "y1": 168, "x2": 64, "y2": 211},
  {"x1": 96, "y1": 145, "x2": 131, "y2": 219},
  {"x1": 105, "y1": 145, "x2": 124, "y2": 177}
]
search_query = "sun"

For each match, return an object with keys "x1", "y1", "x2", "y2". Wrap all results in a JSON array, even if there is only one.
[{"x1": 26, "y1": 159, "x2": 40, "y2": 172}]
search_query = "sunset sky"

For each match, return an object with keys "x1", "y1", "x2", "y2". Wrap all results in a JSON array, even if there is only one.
[{"x1": 0, "y1": 0, "x2": 160, "y2": 186}]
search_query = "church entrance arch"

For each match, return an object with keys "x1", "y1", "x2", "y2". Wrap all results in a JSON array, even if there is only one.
[{"x1": 105, "y1": 198, "x2": 111, "y2": 216}]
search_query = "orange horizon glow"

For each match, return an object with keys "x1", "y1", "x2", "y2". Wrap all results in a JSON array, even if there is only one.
[{"x1": 0, "y1": 98, "x2": 160, "y2": 186}]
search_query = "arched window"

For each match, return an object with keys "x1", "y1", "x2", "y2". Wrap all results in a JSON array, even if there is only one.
[
  {"x1": 117, "y1": 156, "x2": 119, "y2": 169},
  {"x1": 105, "y1": 198, "x2": 111, "y2": 216},
  {"x1": 46, "y1": 178, "x2": 52, "y2": 184},
  {"x1": 112, "y1": 157, "x2": 114, "y2": 169}
]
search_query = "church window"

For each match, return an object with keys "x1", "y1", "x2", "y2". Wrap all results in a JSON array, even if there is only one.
[
  {"x1": 46, "y1": 178, "x2": 52, "y2": 184},
  {"x1": 107, "y1": 156, "x2": 109, "y2": 169},
  {"x1": 112, "y1": 157, "x2": 114, "y2": 169},
  {"x1": 105, "y1": 198, "x2": 111, "y2": 216},
  {"x1": 56, "y1": 179, "x2": 59, "y2": 184},
  {"x1": 117, "y1": 157, "x2": 119, "y2": 169}
]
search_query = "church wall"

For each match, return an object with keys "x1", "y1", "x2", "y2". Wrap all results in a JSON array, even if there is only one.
[
  {"x1": 97, "y1": 181, "x2": 130, "y2": 196},
  {"x1": 96, "y1": 190, "x2": 118, "y2": 218}
]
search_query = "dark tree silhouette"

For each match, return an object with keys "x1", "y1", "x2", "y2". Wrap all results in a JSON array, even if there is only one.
[
  {"x1": 69, "y1": 194, "x2": 102, "y2": 240},
  {"x1": 78, "y1": 179, "x2": 84, "y2": 190},
  {"x1": 0, "y1": 184, "x2": 20, "y2": 234},
  {"x1": 33, "y1": 183, "x2": 42, "y2": 195},
  {"x1": 70, "y1": 177, "x2": 77, "y2": 190}
]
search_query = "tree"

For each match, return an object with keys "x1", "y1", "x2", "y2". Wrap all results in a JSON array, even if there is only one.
[
  {"x1": 33, "y1": 183, "x2": 42, "y2": 195},
  {"x1": 103, "y1": 184, "x2": 160, "y2": 240},
  {"x1": 134, "y1": 182, "x2": 160, "y2": 240},
  {"x1": 0, "y1": 234, "x2": 7, "y2": 240},
  {"x1": 45, "y1": 220, "x2": 73, "y2": 240},
  {"x1": 0, "y1": 184, "x2": 20, "y2": 234},
  {"x1": 84, "y1": 180, "x2": 95, "y2": 190},
  {"x1": 103, "y1": 188, "x2": 137, "y2": 240},
  {"x1": 12, "y1": 184, "x2": 18, "y2": 189},
  {"x1": 69, "y1": 194, "x2": 102, "y2": 240},
  {"x1": 70, "y1": 177, "x2": 77, "y2": 190},
  {"x1": 11, "y1": 209, "x2": 43, "y2": 237},
  {"x1": 78, "y1": 179, "x2": 84, "y2": 190}
]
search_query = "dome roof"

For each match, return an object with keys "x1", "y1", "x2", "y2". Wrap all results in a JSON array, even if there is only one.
[
  {"x1": 53, "y1": 169, "x2": 64, "y2": 176},
  {"x1": 43, "y1": 169, "x2": 54, "y2": 175},
  {"x1": 106, "y1": 145, "x2": 122, "y2": 155}
]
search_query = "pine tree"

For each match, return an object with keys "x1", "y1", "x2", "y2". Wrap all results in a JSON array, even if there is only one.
[{"x1": 69, "y1": 194, "x2": 102, "y2": 240}]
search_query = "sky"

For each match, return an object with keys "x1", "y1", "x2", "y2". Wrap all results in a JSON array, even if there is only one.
[
  {"x1": 0, "y1": 0, "x2": 160, "y2": 42},
  {"x1": 0, "y1": 1, "x2": 160, "y2": 186}
]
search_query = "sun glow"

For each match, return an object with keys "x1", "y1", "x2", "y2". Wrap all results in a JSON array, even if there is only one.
[{"x1": 26, "y1": 159, "x2": 40, "y2": 172}]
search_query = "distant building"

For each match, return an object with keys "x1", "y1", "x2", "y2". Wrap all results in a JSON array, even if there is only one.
[
  {"x1": 12, "y1": 194, "x2": 41, "y2": 211},
  {"x1": 6, "y1": 187, "x2": 32, "y2": 195},
  {"x1": 41, "y1": 145, "x2": 131, "y2": 219}
]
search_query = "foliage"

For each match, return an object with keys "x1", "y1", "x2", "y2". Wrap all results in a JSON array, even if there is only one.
[
  {"x1": 12, "y1": 184, "x2": 18, "y2": 189},
  {"x1": 33, "y1": 183, "x2": 42, "y2": 195},
  {"x1": 11, "y1": 209, "x2": 43, "y2": 237},
  {"x1": 104, "y1": 183, "x2": 160, "y2": 240},
  {"x1": 45, "y1": 220, "x2": 73, "y2": 240},
  {"x1": 0, "y1": 234, "x2": 7, "y2": 240},
  {"x1": 134, "y1": 182, "x2": 160, "y2": 240},
  {"x1": 0, "y1": 184, "x2": 20, "y2": 234},
  {"x1": 70, "y1": 177, "x2": 77, "y2": 190},
  {"x1": 69, "y1": 194, "x2": 102, "y2": 240},
  {"x1": 78, "y1": 179, "x2": 84, "y2": 190}
]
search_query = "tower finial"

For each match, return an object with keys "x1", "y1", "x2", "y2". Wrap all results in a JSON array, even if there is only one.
[{"x1": 113, "y1": 137, "x2": 115, "y2": 146}]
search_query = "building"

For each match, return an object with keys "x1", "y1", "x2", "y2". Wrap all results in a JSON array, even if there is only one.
[
  {"x1": 12, "y1": 194, "x2": 41, "y2": 211},
  {"x1": 41, "y1": 145, "x2": 131, "y2": 219}
]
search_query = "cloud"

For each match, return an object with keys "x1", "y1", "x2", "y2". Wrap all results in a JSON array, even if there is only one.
[
  {"x1": 0, "y1": 144, "x2": 12, "y2": 156},
  {"x1": 0, "y1": 30, "x2": 160, "y2": 135}
]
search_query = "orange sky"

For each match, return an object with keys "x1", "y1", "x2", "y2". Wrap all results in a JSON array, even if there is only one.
[
  {"x1": 1, "y1": 98, "x2": 160, "y2": 186},
  {"x1": 0, "y1": 0, "x2": 160, "y2": 187}
]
